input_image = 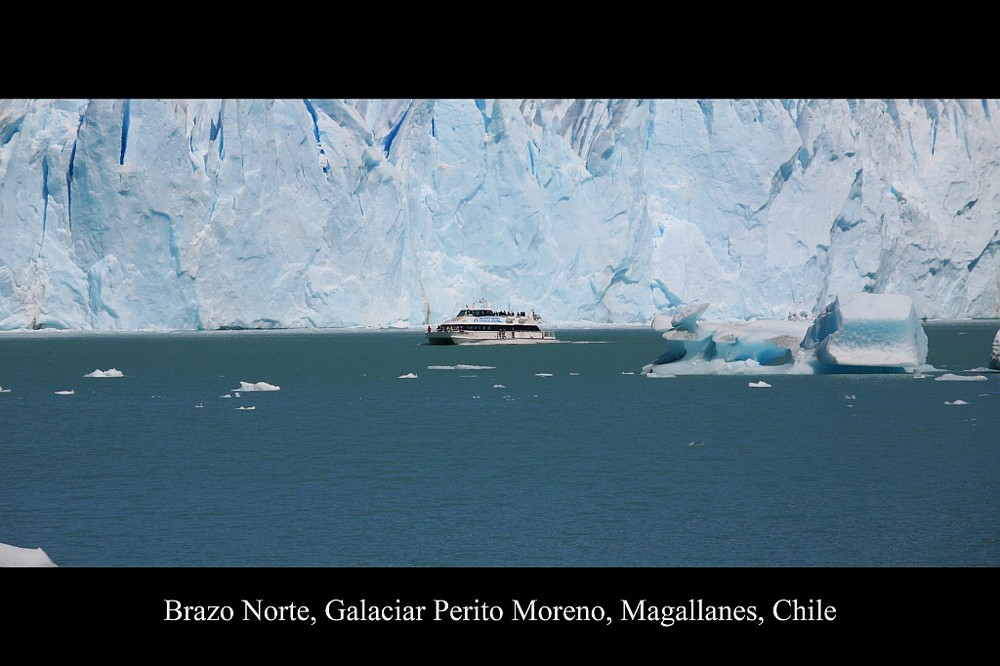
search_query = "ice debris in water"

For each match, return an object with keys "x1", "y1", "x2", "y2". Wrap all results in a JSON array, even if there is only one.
[
  {"x1": 234, "y1": 381, "x2": 280, "y2": 391},
  {"x1": 84, "y1": 368, "x2": 124, "y2": 378}
]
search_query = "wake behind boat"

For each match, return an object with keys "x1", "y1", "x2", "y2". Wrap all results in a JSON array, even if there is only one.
[{"x1": 426, "y1": 301, "x2": 557, "y2": 345}]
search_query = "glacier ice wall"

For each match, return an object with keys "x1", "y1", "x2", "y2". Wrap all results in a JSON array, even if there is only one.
[{"x1": 1, "y1": 99, "x2": 998, "y2": 330}]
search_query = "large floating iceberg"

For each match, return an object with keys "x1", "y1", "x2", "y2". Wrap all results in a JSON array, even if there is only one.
[{"x1": 643, "y1": 293, "x2": 929, "y2": 376}]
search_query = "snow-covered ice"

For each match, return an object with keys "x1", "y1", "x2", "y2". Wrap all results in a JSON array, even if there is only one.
[{"x1": 1, "y1": 99, "x2": 998, "y2": 332}]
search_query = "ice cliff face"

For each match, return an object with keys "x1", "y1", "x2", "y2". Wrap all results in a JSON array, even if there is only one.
[{"x1": 1, "y1": 99, "x2": 998, "y2": 331}]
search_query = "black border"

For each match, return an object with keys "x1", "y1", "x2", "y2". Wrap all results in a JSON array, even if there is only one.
[{"x1": 5, "y1": 566, "x2": 995, "y2": 649}]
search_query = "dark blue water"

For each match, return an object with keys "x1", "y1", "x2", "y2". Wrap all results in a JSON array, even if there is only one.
[{"x1": 2, "y1": 323, "x2": 998, "y2": 566}]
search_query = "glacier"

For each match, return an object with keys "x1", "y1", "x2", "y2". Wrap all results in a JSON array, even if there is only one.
[
  {"x1": 642, "y1": 293, "x2": 929, "y2": 376},
  {"x1": 1, "y1": 99, "x2": 999, "y2": 331}
]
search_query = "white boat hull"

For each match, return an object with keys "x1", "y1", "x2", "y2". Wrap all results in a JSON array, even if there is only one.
[
  {"x1": 426, "y1": 301, "x2": 557, "y2": 345},
  {"x1": 426, "y1": 330, "x2": 557, "y2": 345}
]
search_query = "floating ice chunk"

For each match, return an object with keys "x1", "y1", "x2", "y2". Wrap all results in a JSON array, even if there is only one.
[
  {"x1": 945, "y1": 400, "x2": 969, "y2": 405},
  {"x1": 748, "y1": 381, "x2": 771, "y2": 388},
  {"x1": 801, "y1": 293, "x2": 927, "y2": 369},
  {"x1": 427, "y1": 364, "x2": 496, "y2": 370},
  {"x1": 844, "y1": 394, "x2": 856, "y2": 400},
  {"x1": 195, "y1": 403, "x2": 204, "y2": 408},
  {"x1": 0, "y1": 386, "x2": 10, "y2": 393},
  {"x1": 398, "y1": 373, "x2": 418, "y2": 379},
  {"x1": 990, "y1": 328, "x2": 1000, "y2": 370},
  {"x1": 235, "y1": 381, "x2": 280, "y2": 391},
  {"x1": 84, "y1": 368, "x2": 123, "y2": 378},
  {"x1": 652, "y1": 302, "x2": 709, "y2": 333},
  {"x1": 535, "y1": 373, "x2": 553, "y2": 377},
  {"x1": 0, "y1": 542, "x2": 57, "y2": 567},
  {"x1": 934, "y1": 374, "x2": 988, "y2": 382},
  {"x1": 54, "y1": 389, "x2": 74, "y2": 395},
  {"x1": 646, "y1": 294, "x2": 930, "y2": 377},
  {"x1": 237, "y1": 405, "x2": 256, "y2": 410},
  {"x1": 493, "y1": 384, "x2": 505, "y2": 389},
  {"x1": 220, "y1": 394, "x2": 232, "y2": 399}
]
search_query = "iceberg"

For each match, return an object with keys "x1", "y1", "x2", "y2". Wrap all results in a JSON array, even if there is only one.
[
  {"x1": 643, "y1": 293, "x2": 928, "y2": 376},
  {"x1": 934, "y1": 373, "x2": 988, "y2": 381},
  {"x1": 800, "y1": 293, "x2": 928, "y2": 371},
  {"x1": 991, "y1": 329, "x2": 1000, "y2": 371},
  {"x1": 233, "y1": 381, "x2": 280, "y2": 392},
  {"x1": 84, "y1": 368, "x2": 124, "y2": 378},
  {"x1": 0, "y1": 542, "x2": 57, "y2": 567}
]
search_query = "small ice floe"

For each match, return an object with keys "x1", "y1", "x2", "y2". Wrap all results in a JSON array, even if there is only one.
[
  {"x1": 934, "y1": 374, "x2": 988, "y2": 382},
  {"x1": 570, "y1": 372, "x2": 580, "y2": 376},
  {"x1": 493, "y1": 384, "x2": 505, "y2": 389},
  {"x1": 195, "y1": 403, "x2": 204, "y2": 408},
  {"x1": 472, "y1": 395, "x2": 480, "y2": 399},
  {"x1": 398, "y1": 373, "x2": 418, "y2": 379},
  {"x1": 687, "y1": 441, "x2": 705, "y2": 447},
  {"x1": 748, "y1": 381, "x2": 772, "y2": 388},
  {"x1": 844, "y1": 394, "x2": 856, "y2": 400},
  {"x1": 54, "y1": 390, "x2": 74, "y2": 395},
  {"x1": 84, "y1": 368, "x2": 124, "y2": 378},
  {"x1": 0, "y1": 385, "x2": 10, "y2": 393},
  {"x1": 535, "y1": 373, "x2": 553, "y2": 377},
  {"x1": 237, "y1": 405, "x2": 256, "y2": 410},
  {"x1": 0, "y1": 542, "x2": 57, "y2": 567},
  {"x1": 234, "y1": 381, "x2": 280, "y2": 391},
  {"x1": 622, "y1": 371, "x2": 636, "y2": 375},
  {"x1": 220, "y1": 394, "x2": 232, "y2": 399},
  {"x1": 945, "y1": 400, "x2": 969, "y2": 405}
]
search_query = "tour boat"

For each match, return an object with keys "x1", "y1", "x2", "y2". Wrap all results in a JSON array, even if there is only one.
[{"x1": 426, "y1": 301, "x2": 557, "y2": 345}]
